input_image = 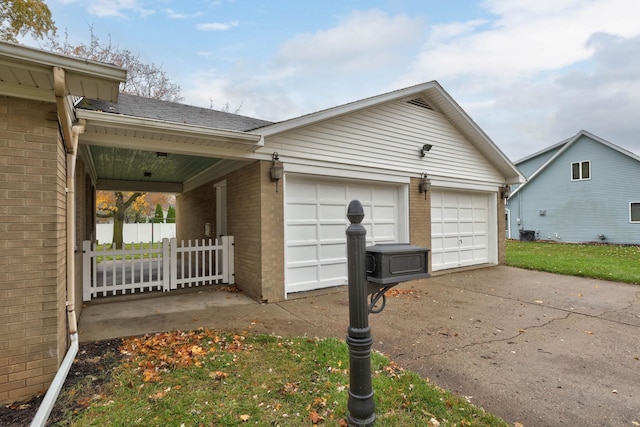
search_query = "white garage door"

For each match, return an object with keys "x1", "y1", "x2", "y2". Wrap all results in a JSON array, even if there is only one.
[
  {"x1": 431, "y1": 190, "x2": 492, "y2": 271},
  {"x1": 285, "y1": 176, "x2": 405, "y2": 295}
]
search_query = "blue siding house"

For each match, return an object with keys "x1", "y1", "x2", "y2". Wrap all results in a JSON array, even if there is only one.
[{"x1": 507, "y1": 130, "x2": 640, "y2": 244}]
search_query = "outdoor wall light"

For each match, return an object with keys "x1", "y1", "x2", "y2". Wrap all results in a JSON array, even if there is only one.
[
  {"x1": 419, "y1": 172, "x2": 431, "y2": 199},
  {"x1": 420, "y1": 143, "x2": 433, "y2": 157},
  {"x1": 270, "y1": 152, "x2": 284, "y2": 192},
  {"x1": 500, "y1": 184, "x2": 511, "y2": 199}
]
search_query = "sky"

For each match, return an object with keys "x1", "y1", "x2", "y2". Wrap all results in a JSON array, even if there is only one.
[{"x1": 24, "y1": 0, "x2": 640, "y2": 161}]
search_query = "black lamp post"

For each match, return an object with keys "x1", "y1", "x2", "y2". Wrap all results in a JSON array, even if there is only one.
[{"x1": 345, "y1": 200, "x2": 375, "y2": 426}]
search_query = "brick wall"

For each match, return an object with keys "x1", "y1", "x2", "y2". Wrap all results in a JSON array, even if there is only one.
[
  {"x1": 175, "y1": 180, "x2": 215, "y2": 241},
  {"x1": 497, "y1": 191, "x2": 506, "y2": 265},
  {"x1": 408, "y1": 176, "x2": 431, "y2": 286},
  {"x1": 227, "y1": 162, "x2": 263, "y2": 299},
  {"x1": 0, "y1": 96, "x2": 66, "y2": 404},
  {"x1": 175, "y1": 160, "x2": 285, "y2": 302},
  {"x1": 259, "y1": 161, "x2": 284, "y2": 302}
]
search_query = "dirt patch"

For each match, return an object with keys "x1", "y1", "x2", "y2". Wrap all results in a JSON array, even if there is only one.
[{"x1": 0, "y1": 338, "x2": 123, "y2": 426}]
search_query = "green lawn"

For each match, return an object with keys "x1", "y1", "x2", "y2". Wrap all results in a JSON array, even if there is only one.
[
  {"x1": 53, "y1": 331, "x2": 507, "y2": 427},
  {"x1": 506, "y1": 240, "x2": 640, "y2": 285}
]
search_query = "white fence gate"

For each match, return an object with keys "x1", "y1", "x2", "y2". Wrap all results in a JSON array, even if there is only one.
[{"x1": 82, "y1": 237, "x2": 234, "y2": 301}]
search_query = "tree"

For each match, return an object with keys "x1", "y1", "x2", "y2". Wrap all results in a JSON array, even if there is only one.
[
  {"x1": 96, "y1": 191, "x2": 174, "y2": 246},
  {"x1": 0, "y1": 0, "x2": 56, "y2": 43},
  {"x1": 166, "y1": 205, "x2": 176, "y2": 224},
  {"x1": 46, "y1": 27, "x2": 183, "y2": 102},
  {"x1": 153, "y1": 203, "x2": 164, "y2": 224},
  {"x1": 96, "y1": 191, "x2": 145, "y2": 247}
]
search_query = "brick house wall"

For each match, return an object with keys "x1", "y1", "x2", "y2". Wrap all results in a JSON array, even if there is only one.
[
  {"x1": 175, "y1": 180, "x2": 215, "y2": 241},
  {"x1": 497, "y1": 190, "x2": 507, "y2": 265},
  {"x1": 0, "y1": 96, "x2": 67, "y2": 404},
  {"x1": 226, "y1": 162, "x2": 263, "y2": 300},
  {"x1": 175, "y1": 160, "x2": 284, "y2": 302},
  {"x1": 258, "y1": 161, "x2": 284, "y2": 302}
]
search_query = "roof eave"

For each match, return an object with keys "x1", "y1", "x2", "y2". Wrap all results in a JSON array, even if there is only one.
[
  {"x1": 0, "y1": 41, "x2": 126, "y2": 102},
  {"x1": 76, "y1": 109, "x2": 263, "y2": 144}
]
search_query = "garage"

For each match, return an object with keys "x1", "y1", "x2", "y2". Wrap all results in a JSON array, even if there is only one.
[
  {"x1": 431, "y1": 190, "x2": 495, "y2": 271},
  {"x1": 284, "y1": 175, "x2": 407, "y2": 295}
]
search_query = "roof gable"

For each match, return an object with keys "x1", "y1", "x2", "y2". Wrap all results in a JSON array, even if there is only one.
[
  {"x1": 511, "y1": 130, "x2": 640, "y2": 197},
  {"x1": 260, "y1": 81, "x2": 523, "y2": 184}
]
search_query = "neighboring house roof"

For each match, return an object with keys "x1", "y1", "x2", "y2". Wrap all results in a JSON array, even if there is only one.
[
  {"x1": 260, "y1": 81, "x2": 523, "y2": 184},
  {"x1": 0, "y1": 41, "x2": 125, "y2": 102},
  {"x1": 77, "y1": 93, "x2": 273, "y2": 132},
  {"x1": 511, "y1": 129, "x2": 640, "y2": 197}
]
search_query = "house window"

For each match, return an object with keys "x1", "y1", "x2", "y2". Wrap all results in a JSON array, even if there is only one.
[
  {"x1": 571, "y1": 161, "x2": 590, "y2": 180},
  {"x1": 631, "y1": 202, "x2": 640, "y2": 223}
]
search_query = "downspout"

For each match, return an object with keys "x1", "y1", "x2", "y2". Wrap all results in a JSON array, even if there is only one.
[{"x1": 31, "y1": 67, "x2": 86, "y2": 427}]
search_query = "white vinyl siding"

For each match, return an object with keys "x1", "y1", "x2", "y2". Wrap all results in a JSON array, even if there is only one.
[
  {"x1": 265, "y1": 98, "x2": 504, "y2": 184},
  {"x1": 431, "y1": 190, "x2": 494, "y2": 270},
  {"x1": 285, "y1": 175, "x2": 406, "y2": 295}
]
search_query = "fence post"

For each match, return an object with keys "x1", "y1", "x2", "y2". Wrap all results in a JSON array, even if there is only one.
[
  {"x1": 221, "y1": 236, "x2": 228, "y2": 283},
  {"x1": 82, "y1": 240, "x2": 92, "y2": 302},
  {"x1": 345, "y1": 200, "x2": 375, "y2": 426},
  {"x1": 225, "y1": 236, "x2": 234, "y2": 285},
  {"x1": 170, "y1": 238, "x2": 178, "y2": 290},
  {"x1": 162, "y1": 238, "x2": 170, "y2": 291}
]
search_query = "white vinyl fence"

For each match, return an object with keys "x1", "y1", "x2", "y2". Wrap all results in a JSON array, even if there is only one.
[
  {"x1": 82, "y1": 237, "x2": 234, "y2": 301},
  {"x1": 96, "y1": 223, "x2": 176, "y2": 244}
]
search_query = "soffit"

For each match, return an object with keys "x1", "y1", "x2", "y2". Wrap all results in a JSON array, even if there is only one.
[{"x1": 0, "y1": 41, "x2": 124, "y2": 102}]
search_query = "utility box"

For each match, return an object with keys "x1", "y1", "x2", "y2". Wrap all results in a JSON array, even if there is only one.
[
  {"x1": 519, "y1": 230, "x2": 536, "y2": 242},
  {"x1": 365, "y1": 243, "x2": 430, "y2": 285}
]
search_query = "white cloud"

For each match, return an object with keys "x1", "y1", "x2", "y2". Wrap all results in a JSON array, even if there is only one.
[
  {"x1": 181, "y1": 72, "x2": 300, "y2": 121},
  {"x1": 83, "y1": 0, "x2": 155, "y2": 18},
  {"x1": 164, "y1": 9, "x2": 204, "y2": 19},
  {"x1": 389, "y1": 0, "x2": 640, "y2": 160},
  {"x1": 196, "y1": 21, "x2": 239, "y2": 31},
  {"x1": 276, "y1": 9, "x2": 423, "y2": 73}
]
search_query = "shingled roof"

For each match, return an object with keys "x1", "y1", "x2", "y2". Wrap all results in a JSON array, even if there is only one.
[{"x1": 76, "y1": 93, "x2": 274, "y2": 132}]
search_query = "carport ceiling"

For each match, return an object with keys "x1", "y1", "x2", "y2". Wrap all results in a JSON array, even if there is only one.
[{"x1": 90, "y1": 145, "x2": 221, "y2": 184}]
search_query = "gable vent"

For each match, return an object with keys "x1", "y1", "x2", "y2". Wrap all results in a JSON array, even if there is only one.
[{"x1": 407, "y1": 98, "x2": 433, "y2": 110}]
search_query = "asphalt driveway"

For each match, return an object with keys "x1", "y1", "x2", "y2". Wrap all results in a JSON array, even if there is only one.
[{"x1": 80, "y1": 266, "x2": 640, "y2": 426}]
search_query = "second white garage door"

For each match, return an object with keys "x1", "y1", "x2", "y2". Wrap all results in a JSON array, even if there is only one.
[
  {"x1": 285, "y1": 176, "x2": 406, "y2": 295},
  {"x1": 431, "y1": 190, "x2": 493, "y2": 271}
]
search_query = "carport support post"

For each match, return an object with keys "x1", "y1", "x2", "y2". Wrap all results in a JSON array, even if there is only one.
[{"x1": 346, "y1": 200, "x2": 375, "y2": 426}]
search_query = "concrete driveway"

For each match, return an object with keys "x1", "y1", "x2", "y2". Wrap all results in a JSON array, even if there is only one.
[{"x1": 79, "y1": 266, "x2": 640, "y2": 426}]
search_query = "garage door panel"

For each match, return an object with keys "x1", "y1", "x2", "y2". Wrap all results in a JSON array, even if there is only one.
[
  {"x1": 319, "y1": 262, "x2": 347, "y2": 283},
  {"x1": 287, "y1": 203, "x2": 316, "y2": 220},
  {"x1": 318, "y1": 204, "x2": 345, "y2": 219},
  {"x1": 318, "y1": 182, "x2": 346, "y2": 198},
  {"x1": 287, "y1": 265, "x2": 318, "y2": 286},
  {"x1": 288, "y1": 245, "x2": 318, "y2": 263},
  {"x1": 287, "y1": 224, "x2": 317, "y2": 242},
  {"x1": 320, "y1": 243, "x2": 346, "y2": 260}
]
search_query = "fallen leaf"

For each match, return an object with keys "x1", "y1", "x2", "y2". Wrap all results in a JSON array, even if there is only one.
[
  {"x1": 149, "y1": 390, "x2": 167, "y2": 400},
  {"x1": 309, "y1": 410, "x2": 325, "y2": 423},
  {"x1": 239, "y1": 414, "x2": 250, "y2": 422},
  {"x1": 584, "y1": 330, "x2": 594, "y2": 335},
  {"x1": 209, "y1": 371, "x2": 229, "y2": 380}
]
